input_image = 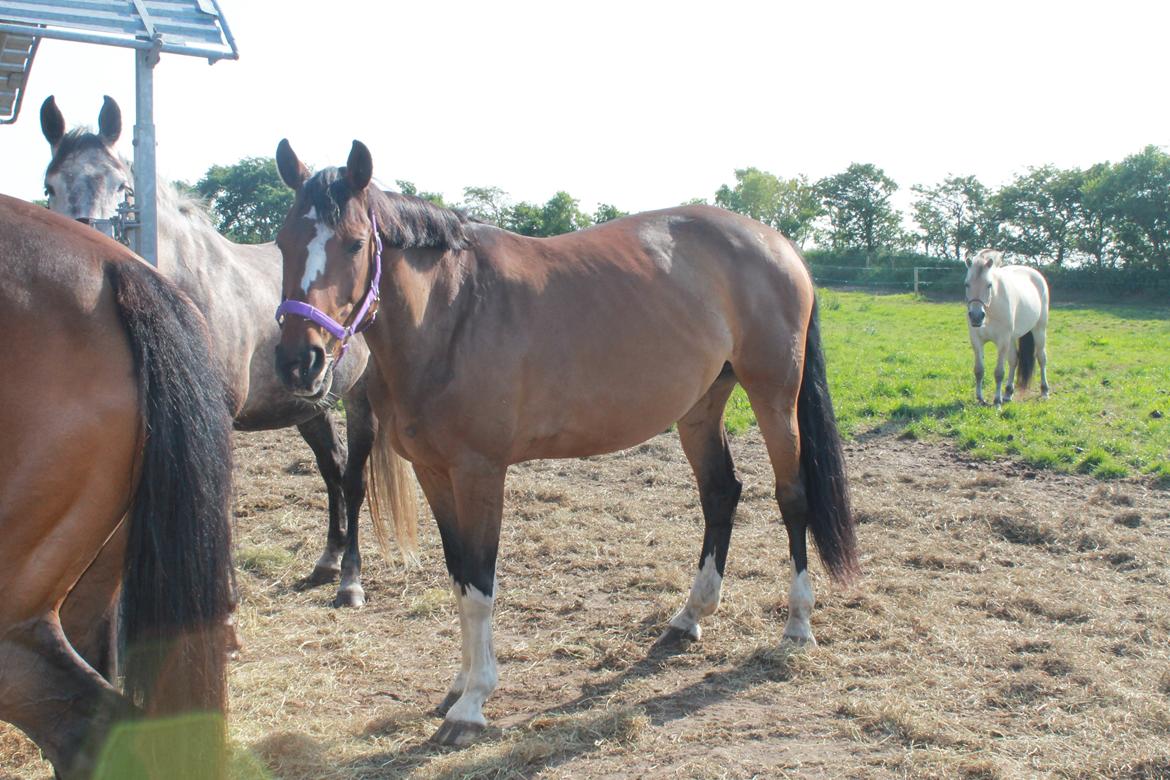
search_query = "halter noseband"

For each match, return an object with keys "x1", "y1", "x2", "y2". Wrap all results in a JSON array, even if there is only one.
[{"x1": 274, "y1": 209, "x2": 383, "y2": 361}]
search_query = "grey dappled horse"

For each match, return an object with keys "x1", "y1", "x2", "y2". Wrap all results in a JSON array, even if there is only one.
[{"x1": 40, "y1": 95, "x2": 387, "y2": 611}]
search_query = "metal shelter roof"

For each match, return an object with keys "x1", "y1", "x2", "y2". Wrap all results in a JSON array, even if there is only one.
[
  {"x1": 0, "y1": 27, "x2": 37, "y2": 123},
  {"x1": 0, "y1": 1, "x2": 238, "y2": 121}
]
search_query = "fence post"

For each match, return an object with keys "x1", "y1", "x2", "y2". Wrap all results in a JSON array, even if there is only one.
[{"x1": 914, "y1": 267, "x2": 920, "y2": 295}]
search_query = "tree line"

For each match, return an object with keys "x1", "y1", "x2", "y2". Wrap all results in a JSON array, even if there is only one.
[{"x1": 191, "y1": 144, "x2": 1170, "y2": 271}]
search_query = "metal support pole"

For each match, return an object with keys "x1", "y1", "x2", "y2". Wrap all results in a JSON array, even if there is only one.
[
  {"x1": 132, "y1": 43, "x2": 159, "y2": 266},
  {"x1": 914, "y1": 267, "x2": 920, "y2": 295}
]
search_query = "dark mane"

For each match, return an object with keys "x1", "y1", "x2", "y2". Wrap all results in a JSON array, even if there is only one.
[
  {"x1": 304, "y1": 167, "x2": 471, "y2": 251},
  {"x1": 47, "y1": 128, "x2": 119, "y2": 174}
]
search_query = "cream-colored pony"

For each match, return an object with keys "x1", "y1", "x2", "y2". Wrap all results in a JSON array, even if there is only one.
[{"x1": 964, "y1": 249, "x2": 1050, "y2": 406}]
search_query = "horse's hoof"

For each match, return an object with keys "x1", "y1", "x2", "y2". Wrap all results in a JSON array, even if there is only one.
[
  {"x1": 306, "y1": 565, "x2": 340, "y2": 586},
  {"x1": 653, "y1": 625, "x2": 698, "y2": 654},
  {"x1": 430, "y1": 719, "x2": 485, "y2": 747},
  {"x1": 433, "y1": 691, "x2": 461, "y2": 717},
  {"x1": 332, "y1": 586, "x2": 366, "y2": 608},
  {"x1": 782, "y1": 632, "x2": 817, "y2": 647}
]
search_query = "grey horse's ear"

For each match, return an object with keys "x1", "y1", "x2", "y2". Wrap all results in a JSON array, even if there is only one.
[
  {"x1": 40, "y1": 96, "x2": 65, "y2": 148},
  {"x1": 276, "y1": 139, "x2": 310, "y2": 190},
  {"x1": 963, "y1": 252, "x2": 973, "y2": 268},
  {"x1": 98, "y1": 96, "x2": 121, "y2": 145},
  {"x1": 989, "y1": 251, "x2": 1004, "y2": 267}
]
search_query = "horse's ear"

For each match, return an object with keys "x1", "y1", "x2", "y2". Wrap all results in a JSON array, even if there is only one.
[
  {"x1": 40, "y1": 96, "x2": 65, "y2": 148},
  {"x1": 988, "y1": 251, "x2": 1004, "y2": 267},
  {"x1": 346, "y1": 140, "x2": 373, "y2": 192},
  {"x1": 963, "y1": 252, "x2": 973, "y2": 268},
  {"x1": 276, "y1": 139, "x2": 310, "y2": 190},
  {"x1": 98, "y1": 95, "x2": 121, "y2": 145}
]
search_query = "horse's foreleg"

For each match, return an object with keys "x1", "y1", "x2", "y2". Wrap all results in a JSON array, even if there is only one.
[
  {"x1": 993, "y1": 343, "x2": 1008, "y2": 407},
  {"x1": 1004, "y1": 341, "x2": 1019, "y2": 402},
  {"x1": 662, "y1": 372, "x2": 741, "y2": 646},
  {"x1": 418, "y1": 462, "x2": 505, "y2": 746},
  {"x1": 971, "y1": 338, "x2": 986, "y2": 405},
  {"x1": 297, "y1": 412, "x2": 348, "y2": 584},
  {"x1": 335, "y1": 387, "x2": 375, "y2": 608}
]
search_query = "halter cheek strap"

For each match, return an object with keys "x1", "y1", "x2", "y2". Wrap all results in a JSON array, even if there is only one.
[{"x1": 274, "y1": 209, "x2": 383, "y2": 361}]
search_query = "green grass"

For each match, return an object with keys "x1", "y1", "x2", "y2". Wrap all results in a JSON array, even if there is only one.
[{"x1": 724, "y1": 290, "x2": 1170, "y2": 484}]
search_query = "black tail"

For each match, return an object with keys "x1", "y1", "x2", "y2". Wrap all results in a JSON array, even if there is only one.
[
  {"x1": 106, "y1": 260, "x2": 233, "y2": 737},
  {"x1": 1017, "y1": 332, "x2": 1036, "y2": 390},
  {"x1": 797, "y1": 299, "x2": 859, "y2": 583}
]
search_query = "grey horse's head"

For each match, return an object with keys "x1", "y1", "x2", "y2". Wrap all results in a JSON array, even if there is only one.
[
  {"x1": 40, "y1": 95, "x2": 132, "y2": 226},
  {"x1": 964, "y1": 249, "x2": 1003, "y2": 328}
]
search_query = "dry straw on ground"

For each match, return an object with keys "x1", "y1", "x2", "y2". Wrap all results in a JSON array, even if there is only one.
[{"x1": 3, "y1": 426, "x2": 1168, "y2": 779}]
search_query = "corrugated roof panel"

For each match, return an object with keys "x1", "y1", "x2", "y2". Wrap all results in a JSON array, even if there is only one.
[{"x1": 0, "y1": 29, "x2": 37, "y2": 123}]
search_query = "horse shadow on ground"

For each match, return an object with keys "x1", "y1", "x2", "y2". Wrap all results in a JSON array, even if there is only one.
[{"x1": 331, "y1": 615, "x2": 805, "y2": 779}]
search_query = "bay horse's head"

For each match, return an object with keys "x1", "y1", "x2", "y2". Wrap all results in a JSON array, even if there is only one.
[
  {"x1": 272, "y1": 139, "x2": 381, "y2": 398},
  {"x1": 40, "y1": 96, "x2": 132, "y2": 226},
  {"x1": 964, "y1": 249, "x2": 1003, "y2": 328}
]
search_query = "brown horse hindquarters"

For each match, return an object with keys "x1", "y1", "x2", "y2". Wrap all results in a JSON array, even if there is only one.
[{"x1": 0, "y1": 197, "x2": 234, "y2": 777}]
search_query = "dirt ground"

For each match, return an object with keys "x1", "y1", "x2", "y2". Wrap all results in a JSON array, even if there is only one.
[{"x1": 3, "y1": 423, "x2": 1169, "y2": 779}]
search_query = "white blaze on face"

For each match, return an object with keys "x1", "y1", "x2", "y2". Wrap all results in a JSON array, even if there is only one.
[
  {"x1": 300, "y1": 206, "x2": 334, "y2": 295},
  {"x1": 444, "y1": 582, "x2": 498, "y2": 727}
]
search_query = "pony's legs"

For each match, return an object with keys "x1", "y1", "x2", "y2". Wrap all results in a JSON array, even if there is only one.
[
  {"x1": 297, "y1": 412, "x2": 348, "y2": 584},
  {"x1": 335, "y1": 383, "x2": 375, "y2": 608},
  {"x1": 1003, "y1": 340, "x2": 1020, "y2": 402},
  {"x1": 663, "y1": 370, "x2": 742, "y2": 644},
  {"x1": 738, "y1": 370, "x2": 817, "y2": 644},
  {"x1": 416, "y1": 462, "x2": 505, "y2": 746},
  {"x1": 993, "y1": 340, "x2": 1009, "y2": 407},
  {"x1": 0, "y1": 614, "x2": 133, "y2": 778},
  {"x1": 59, "y1": 522, "x2": 127, "y2": 681},
  {"x1": 1034, "y1": 325, "x2": 1050, "y2": 398},
  {"x1": 971, "y1": 336, "x2": 987, "y2": 404}
]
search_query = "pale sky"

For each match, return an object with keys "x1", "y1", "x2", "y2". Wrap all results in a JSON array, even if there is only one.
[{"x1": 4, "y1": 0, "x2": 1168, "y2": 216}]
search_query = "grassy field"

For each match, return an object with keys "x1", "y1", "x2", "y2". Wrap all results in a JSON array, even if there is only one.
[{"x1": 725, "y1": 290, "x2": 1170, "y2": 485}]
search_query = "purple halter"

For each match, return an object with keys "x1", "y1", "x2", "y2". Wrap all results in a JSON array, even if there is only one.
[{"x1": 275, "y1": 209, "x2": 383, "y2": 360}]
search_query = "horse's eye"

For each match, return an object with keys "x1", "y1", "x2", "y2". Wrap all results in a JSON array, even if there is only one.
[
  {"x1": 347, "y1": 239, "x2": 364, "y2": 254},
  {"x1": 987, "y1": 283, "x2": 992, "y2": 291},
  {"x1": 45, "y1": 185, "x2": 55, "y2": 197}
]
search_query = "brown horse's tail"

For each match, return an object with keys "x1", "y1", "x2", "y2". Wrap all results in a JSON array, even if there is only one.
[
  {"x1": 366, "y1": 418, "x2": 420, "y2": 565},
  {"x1": 797, "y1": 298, "x2": 859, "y2": 584},
  {"x1": 107, "y1": 259, "x2": 234, "y2": 773},
  {"x1": 1017, "y1": 332, "x2": 1036, "y2": 390}
]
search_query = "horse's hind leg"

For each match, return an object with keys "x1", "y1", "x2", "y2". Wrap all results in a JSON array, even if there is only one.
[
  {"x1": 0, "y1": 614, "x2": 133, "y2": 778},
  {"x1": 737, "y1": 370, "x2": 818, "y2": 644},
  {"x1": 297, "y1": 411, "x2": 348, "y2": 585},
  {"x1": 335, "y1": 382, "x2": 375, "y2": 607},
  {"x1": 1003, "y1": 340, "x2": 1019, "y2": 402},
  {"x1": 60, "y1": 522, "x2": 127, "y2": 681},
  {"x1": 1034, "y1": 325, "x2": 1050, "y2": 398},
  {"x1": 661, "y1": 368, "x2": 742, "y2": 645}
]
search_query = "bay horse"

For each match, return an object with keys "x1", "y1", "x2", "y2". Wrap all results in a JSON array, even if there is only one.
[
  {"x1": 39, "y1": 95, "x2": 407, "y2": 610},
  {"x1": 964, "y1": 249, "x2": 1051, "y2": 406},
  {"x1": 272, "y1": 140, "x2": 858, "y2": 746},
  {"x1": 0, "y1": 194, "x2": 234, "y2": 778}
]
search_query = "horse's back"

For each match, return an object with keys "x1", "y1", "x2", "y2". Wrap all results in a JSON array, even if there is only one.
[{"x1": 1002, "y1": 265, "x2": 1049, "y2": 334}]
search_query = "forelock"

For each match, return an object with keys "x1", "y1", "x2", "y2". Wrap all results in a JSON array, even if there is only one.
[
  {"x1": 302, "y1": 167, "x2": 351, "y2": 228},
  {"x1": 47, "y1": 129, "x2": 122, "y2": 176}
]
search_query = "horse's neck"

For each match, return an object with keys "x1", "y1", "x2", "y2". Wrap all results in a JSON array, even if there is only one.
[{"x1": 370, "y1": 248, "x2": 475, "y2": 394}]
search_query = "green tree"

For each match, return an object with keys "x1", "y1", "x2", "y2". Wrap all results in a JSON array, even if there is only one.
[
  {"x1": 993, "y1": 166, "x2": 1084, "y2": 266},
  {"x1": 816, "y1": 163, "x2": 902, "y2": 264},
  {"x1": 593, "y1": 203, "x2": 628, "y2": 224},
  {"x1": 1083, "y1": 146, "x2": 1170, "y2": 270},
  {"x1": 195, "y1": 157, "x2": 294, "y2": 244},
  {"x1": 506, "y1": 192, "x2": 593, "y2": 236},
  {"x1": 459, "y1": 185, "x2": 509, "y2": 226},
  {"x1": 911, "y1": 175, "x2": 996, "y2": 263},
  {"x1": 715, "y1": 168, "x2": 821, "y2": 246},
  {"x1": 395, "y1": 180, "x2": 447, "y2": 206}
]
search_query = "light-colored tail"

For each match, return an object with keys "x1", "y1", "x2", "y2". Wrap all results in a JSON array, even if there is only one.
[{"x1": 365, "y1": 419, "x2": 420, "y2": 565}]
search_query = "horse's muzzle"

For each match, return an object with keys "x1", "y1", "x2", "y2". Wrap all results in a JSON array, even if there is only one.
[{"x1": 275, "y1": 342, "x2": 330, "y2": 396}]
